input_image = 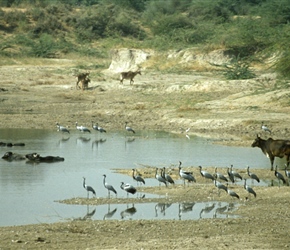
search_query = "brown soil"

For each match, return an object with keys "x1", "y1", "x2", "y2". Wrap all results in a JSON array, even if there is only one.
[{"x1": 0, "y1": 61, "x2": 290, "y2": 249}]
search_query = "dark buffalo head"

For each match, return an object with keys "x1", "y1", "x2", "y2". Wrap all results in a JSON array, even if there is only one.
[
  {"x1": 2, "y1": 151, "x2": 13, "y2": 159},
  {"x1": 251, "y1": 135, "x2": 262, "y2": 148}
]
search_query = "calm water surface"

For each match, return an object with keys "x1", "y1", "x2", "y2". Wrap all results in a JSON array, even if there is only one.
[{"x1": 0, "y1": 129, "x2": 274, "y2": 226}]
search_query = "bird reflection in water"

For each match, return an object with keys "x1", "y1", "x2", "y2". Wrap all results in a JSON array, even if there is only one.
[
  {"x1": 155, "y1": 203, "x2": 172, "y2": 217},
  {"x1": 178, "y1": 202, "x2": 195, "y2": 220},
  {"x1": 77, "y1": 136, "x2": 91, "y2": 144},
  {"x1": 74, "y1": 205, "x2": 96, "y2": 221},
  {"x1": 199, "y1": 203, "x2": 216, "y2": 219},
  {"x1": 92, "y1": 138, "x2": 107, "y2": 149},
  {"x1": 103, "y1": 204, "x2": 117, "y2": 220},
  {"x1": 120, "y1": 204, "x2": 137, "y2": 219},
  {"x1": 57, "y1": 136, "x2": 70, "y2": 147},
  {"x1": 213, "y1": 202, "x2": 229, "y2": 218}
]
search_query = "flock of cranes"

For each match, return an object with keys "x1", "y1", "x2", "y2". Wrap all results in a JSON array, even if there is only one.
[
  {"x1": 77, "y1": 120, "x2": 287, "y2": 202},
  {"x1": 82, "y1": 161, "x2": 289, "y2": 202},
  {"x1": 56, "y1": 121, "x2": 135, "y2": 135}
]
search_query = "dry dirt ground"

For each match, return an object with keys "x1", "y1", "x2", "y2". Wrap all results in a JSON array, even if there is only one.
[{"x1": 1, "y1": 61, "x2": 290, "y2": 249}]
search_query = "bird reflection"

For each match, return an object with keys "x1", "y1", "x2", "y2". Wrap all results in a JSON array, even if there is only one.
[
  {"x1": 120, "y1": 204, "x2": 137, "y2": 219},
  {"x1": 92, "y1": 138, "x2": 107, "y2": 149},
  {"x1": 155, "y1": 203, "x2": 172, "y2": 217},
  {"x1": 74, "y1": 205, "x2": 96, "y2": 221},
  {"x1": 77, "y1": 137, "x2": 91, "y2": 144},
  {"x1": 199, "y1": 203, "x2": 216, "y2": 219},
  {"x1": 57, "y1": 136, "x2": 70, "y2": 146},
  {"x1": 125, "y1": 138, "x2": 135, "y2": 149},
  {"x1": 103, "y1": 204, "x2": 117, "y2": 220},
  {"x1": 178, "y1": 202, "x2": 195, "y2": 220},
  {"x1": 213, "y1": 202, "x2": 228, "y2": 218}
]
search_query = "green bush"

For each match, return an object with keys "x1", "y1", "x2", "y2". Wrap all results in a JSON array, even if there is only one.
[{"x1": 223, "y1": 56, "x2": 256, "y2": 80}]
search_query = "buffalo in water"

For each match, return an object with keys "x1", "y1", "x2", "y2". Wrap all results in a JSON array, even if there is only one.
[
  {"x1": 25, "y1": 153, "x2": 65, "y2": 163},
  {"x1": 2, "y1": 151, "x2": 26, "y2": 161}
]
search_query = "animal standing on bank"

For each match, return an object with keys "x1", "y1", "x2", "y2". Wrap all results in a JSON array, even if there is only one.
[
  {"x1": 75, "y1": 71, "x2": 90, "y2": 90},
  {"x1": 120, "y1": 70, "x2": 141, "y2": 85},
  {"x1": 252, "y1": 135, "x2": 290, "y2": 171}
]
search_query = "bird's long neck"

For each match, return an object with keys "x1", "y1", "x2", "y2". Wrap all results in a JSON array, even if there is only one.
[
  {"x1": 83, "y1": 178, "x2": 86, "y2": 189},
  {"x1": 120, "y1": 183, "x2": 124, "y2": 190},
  {"x1": 132, "y1": 169, "x2": 135, "y2": 179},
  {"x1": 103, "y1": 176, "x2": 106, "y2": 187}
]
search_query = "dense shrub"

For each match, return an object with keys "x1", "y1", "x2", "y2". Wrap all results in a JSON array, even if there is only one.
[{"x1": 223, "y1": 57, "x2": 256, "y2": 80}]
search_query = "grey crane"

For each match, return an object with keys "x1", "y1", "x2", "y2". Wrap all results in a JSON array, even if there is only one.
[
  {"x1": 92, "y1": 121, "x2": 106, "y2": 133},
  {"x1": 275, "y1": 165, "x2": 286, "y2": 187},
  {"x1": 56, "y1": 122, "x2": 70, "y2": 134},
  {"x1": 125, "y1": 122, "x2": 135, "y2": 134},
  {"x1": 83, "y1": 177, "x2": 96, "y2": 199},
  {"x1": 120, "y1": 182, "x2": 137, "y2": 197},
  {"x1": 247, "y1": 166, "x2": 260, "y2": 183},
  {"x1": 230, "y1": 165, "x2": 243, "y2": 181},
  {"x1": 155, "y1": 168, "x2": 167, "y2": 187},
  {"x1": 103, "y1": 174, "x2": 117, "y2": 198},
  {"x1": 214, "y1": 167, "x2": 228, "y2": 182},
  {"x1": 76, "y1": 122, "x2": 91, "y2": 133},
  {"x1": 261, "y1": 121, "x2": 271, "y2": 134},
  {"x1": 162, "y1": 167, "x2": 175, "y2": 185},
  {"x1": 227, "y1": 167, "x2": 235, "y2": 183},
  {"x1": 214, "y1": 179, "x2": 228, "y2": 195},
  {"x1": 132, "y1": 169, "x2": 145, "y2": 186},
  {"x1": 285, "y1": 164, "x2": 290, "y2": 183},
  {"x1": 178, "y1": 161, "x2": 196, "y2": 186},
  {"x1": 199, "y1": 166, "x2": 215, "y2": 181},
  {"x1": 244, "y1": 179, "x2": 257, "y2": 198},
  {"x1": 226, "y1": 184, "x2": 240, "y2": 199}
]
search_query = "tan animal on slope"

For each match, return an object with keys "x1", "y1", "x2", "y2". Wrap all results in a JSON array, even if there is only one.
[
  {"x1": 120, "y1": 70, "x2": 141, "y2": 85},
  {"x1": 80, "y1": 78, "x2": 90, "y2": 91},
  {"x1": 75, "y1": 72, "x2": 90, "y2": 89}
]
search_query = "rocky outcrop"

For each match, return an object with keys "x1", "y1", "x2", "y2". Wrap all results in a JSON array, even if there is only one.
[
  {"x1": 168, "y1": 48, "x2": 235, "y2": 66},
  {"x1": 108, "y1": 48, "x2": 152, "y2": 73}
]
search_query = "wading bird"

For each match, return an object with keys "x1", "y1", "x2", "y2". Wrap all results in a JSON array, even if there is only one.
[
  {"x1": 247, "y1": 166, "x2": 260, "y2": 183},
  {"x1": 227, "y1": 167, "x2": 235, "y2": 184},
  {"x1": 230, "y1": 165, "x2": 243, "y2": 182},
  {"x1": 261, "y1": 121, "x2": 271, "y2": 134},
  {"x1": 214, "y1": 167, "x2": 228, "y2": 182},
  {"x1": 125, "y1": 122, "x2": 135, "y2": 134},
  {"x1": 275, "y1": 165, "x2": 286, "y2": 187},
  {"x1": 120, "y1": 182, "x2": 137, "y2": 197},
  {"x1": 162, "y1": 167, "x2": 175, "y2": 185},
  {"x1": 155, "y1": 168, "x2": 167, "y2": 187},
  {"x1": 178, "y1": 161, "x2": 196, "y2": 186},
  {"x1": 285, "y1": 164, "x2": 290, "y2": 183},
  {"x1": 244, "y1": 179, "x2": 257, "y2": 198},
  {"x1": 214, "y1": 179, "x2": 228, "y2": 195},
  {"x1": 199, "y1": 166, "x2": 215, "y2": 181},
  {"x1": 226, "y1": 184, "x2": 240, "y2": 200},
  {"x1": 132, "y1": 169, "x2": 145, "y2": 186},
  {"x1": 92, "y1": 122, "x2": 106, "y2": 133},
  {"x1": 56, "y1": 122, "x2": 70, "y2": 134},
  {"x1": 83, "y1": 177, "x2": 96, "y2": 199},
  {"x1": 76, "y1": 122, "x2": 91, "y2": 133},
  {"x1": 103, "y1": 174, "x2": 117, "y2": 198}
]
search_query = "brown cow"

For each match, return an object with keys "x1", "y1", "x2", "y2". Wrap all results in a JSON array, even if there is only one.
[
  {"x1": 120, "y1": 70, "x2": 141, "y2": 85},
  {"x1": 251, "y1": 135, "x2": 290, "y2": 170}
]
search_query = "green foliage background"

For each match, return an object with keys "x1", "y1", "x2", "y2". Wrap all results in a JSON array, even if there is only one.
[{"x1": 0, "y1": 0, "x2": 290, "y2": 77}]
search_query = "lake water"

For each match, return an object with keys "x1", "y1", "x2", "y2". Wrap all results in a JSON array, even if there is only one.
[{"x1": 0, "y1": 128, "x2": 277, "y2": 226}]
